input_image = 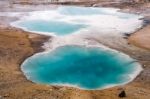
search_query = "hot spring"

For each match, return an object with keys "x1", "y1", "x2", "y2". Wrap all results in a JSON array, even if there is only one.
[
  {"x1": 11, "y1": 6, "x2": 143, "y2": 36},
  {"x1": 22, "y1": 45, "x2": 142, "y2": 90},
  {"x1": 12, "y1": 6, "x2": 143, "y2": 90}
]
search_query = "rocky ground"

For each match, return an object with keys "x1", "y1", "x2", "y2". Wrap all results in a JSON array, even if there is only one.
[{"x1": 0, "y1": 1, "x2": 150, "y2": 99}]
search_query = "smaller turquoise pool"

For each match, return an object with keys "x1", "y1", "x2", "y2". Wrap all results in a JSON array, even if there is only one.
[
  {"x1": 16, "y1": 20, "x2": 87, "y2": 35},
  {"x1": 11, "y1": 6, "x2": 142, "y2": 36},
  {"x1": 21, "y1": 46, "x2": 141, "y2": 90}
]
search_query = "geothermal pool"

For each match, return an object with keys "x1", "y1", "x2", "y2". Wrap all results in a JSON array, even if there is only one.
[
  {"x1": 16, "y1": 20, "x2": 87, "y2": 35},
  {"x1": 12, "y1": 6, "x2": 143, "y2": 90},
  {"x1": 11, "y1": 6, "x2": 143, "y2": 36},
  {"x1": 22, "y1": 45, "x2": 142, "y2": 90}
]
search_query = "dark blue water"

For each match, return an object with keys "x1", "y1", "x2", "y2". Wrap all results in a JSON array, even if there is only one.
[{"x1": 22, "y1": 46, "x2": 139, "y2": 90}]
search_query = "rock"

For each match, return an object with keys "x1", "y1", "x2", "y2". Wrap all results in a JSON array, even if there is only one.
[
  {"x1": 0, "y1": 96, "x2": 3, "y2": 99},
  {"x1": 3, "y1": 94, "x2": 9, "y2": 97},
  {"x1": 19, "y1": 42, "x2": 25, "y2": 45},
  {"x1": 143, "y1": 65, "x2": 146, "y2": 68},
  {"x1": 118, "y1": 90, "x2": 126, "y2": 98},
  {"x1": 124, "y1": 33, "x2": 131, "y2": 37}
]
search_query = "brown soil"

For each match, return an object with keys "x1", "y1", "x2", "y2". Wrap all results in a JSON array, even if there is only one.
[
  {"x1": 129, "y1": 25, "x2": 150, "y2": 50},
  {"x1": 0, "y1": 26, "x2": 150, "y2": 99}
]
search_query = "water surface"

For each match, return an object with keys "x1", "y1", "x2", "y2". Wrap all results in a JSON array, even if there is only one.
[
  {"x1": 22, "y1": 46, "x2": 142, "y2": 90},
  {"x1": 11, "y1": 6, "x2": 143, "y2": 36},
  {"x1": 17, "y1": 20, "x2": 87, "y2": 35}
]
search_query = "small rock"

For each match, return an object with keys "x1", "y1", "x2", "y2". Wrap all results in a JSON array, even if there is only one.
[
  {"x1": 19, "y1": 42, "x2": 25, "y2": 45},
  {"x1": 0, "y1": 96, "x2": 3, "y2": 99},
  {"x1": 118, "y1": 90, "x2": 126, "y2": 98},
  {"x1": 143, "y1": 65, "x2": 146, "y2": 68},
  {"x1": 124, "y1": 33, "x2": 131, "y2": 37},
  {"x1": 3, "y1": 94, "x2": 9, "y2": 97}
]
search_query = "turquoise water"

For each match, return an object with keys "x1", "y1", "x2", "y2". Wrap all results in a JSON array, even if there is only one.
[
  {"x1": 17, "y1": 20, "x2": 87, "y2": 35},
  {"x1": 22, "y1": 46, "x2": 139, "y2": 90},
  {"x1": 58, "y1": 6, "x2": 138, "y2": 18},
  {"x1": 11, "y1": 6, "x2": 142, "y2": 36},
  {"x1": 58, "y1": 6, "x2": 108, "y2": 15}
]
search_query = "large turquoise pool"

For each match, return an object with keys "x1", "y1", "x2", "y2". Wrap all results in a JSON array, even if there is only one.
[{"x1": 22, "y1": 46, "x2": 142, "y2": 90}]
